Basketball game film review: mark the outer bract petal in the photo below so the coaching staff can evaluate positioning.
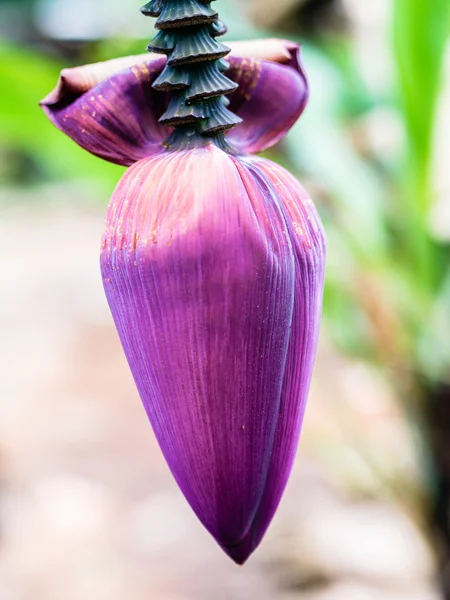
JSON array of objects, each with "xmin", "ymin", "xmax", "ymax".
[
  {"xmin": 228, "ymin": 155, "xmax": 325, "ymax": 559},
  {"xmin": 41, "ymin": 54, "xmax": 163, "ymax": 102},
  {"xmin": 100, "ymin": 144, "xmax": 325, "ymax": 563},
  {"xmin": 41, "ymin": 56, "xmax": 169, "ymax": 166},
  {"xmin": 227, "ymin": 43, "xmax": 309, "ymax": 154},
  {"xmin": 41, "ymin": 39, "xmax": 308, "ymax": 164}
]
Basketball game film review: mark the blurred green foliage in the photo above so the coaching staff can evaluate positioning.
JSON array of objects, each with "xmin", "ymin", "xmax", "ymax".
[
  {"xmin": 0, "ymin": 41, "xmax": 124, "ymax": 191},
  {"xmin": 284, "ymin": 1, "xmax": 450, "ymax": 386}
]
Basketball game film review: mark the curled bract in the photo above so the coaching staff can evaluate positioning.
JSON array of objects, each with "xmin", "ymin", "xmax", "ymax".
[{"xmin": 40, "ymin": 39, "xmax": 309, "ymax": 164}]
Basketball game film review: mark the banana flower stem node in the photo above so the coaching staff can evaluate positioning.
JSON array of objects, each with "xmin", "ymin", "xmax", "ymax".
[
  {"xmin": 143, "ymin": 0, "xmax": 241, "ymax": 149},
  {"xmin": 40, "ymin": 0, "xmax": 326, "ymax": 565}
]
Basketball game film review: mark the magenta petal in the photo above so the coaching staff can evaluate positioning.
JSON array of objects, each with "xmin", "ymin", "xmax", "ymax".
[
  {"xmin": 100, "ymin": 147, "xmax": 325, "ymax": 563},
  {"xmin": 227, "ymin": 45, "xmax": 309, "ymax": 154},
  {"xmin": 40, "ymin": 57, "xmax": 169, "ymax": 166},
  {"xmin": 227, "ymin": 156, "xmax": 325, "ymax": 559}
]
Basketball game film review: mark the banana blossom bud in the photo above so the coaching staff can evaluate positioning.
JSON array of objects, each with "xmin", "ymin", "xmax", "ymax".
[{"xmin": 41, "ymin": 39, "xmax": 326, "ymax": 564}]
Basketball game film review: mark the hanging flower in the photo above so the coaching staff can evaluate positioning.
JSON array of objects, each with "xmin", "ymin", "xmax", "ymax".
[{"xmin": 41, "ymin": 33, "xmax": 326, "ymax": 564}]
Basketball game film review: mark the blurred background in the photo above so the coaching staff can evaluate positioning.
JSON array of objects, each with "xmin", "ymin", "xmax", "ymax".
[{"xmin": 1, "ymin": 0, "xmax": 450, "ymax": 598}]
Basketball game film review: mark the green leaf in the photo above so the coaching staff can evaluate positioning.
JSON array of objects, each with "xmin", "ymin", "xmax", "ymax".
[
  {"xmin": 393, "ymin": 0, "xmax": 450, "ymax": 291},
  {"xmin": 0, "ymin": 41, "xmax": 124, "ymax": 193},
  {"xmin": 394, "ymin": 0, "xmax": 450, "ymax": 183}
]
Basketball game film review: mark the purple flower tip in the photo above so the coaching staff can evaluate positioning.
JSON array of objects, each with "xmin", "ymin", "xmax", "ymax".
[{"xmin": 100, "ymin": 146, "xmax": 326, "ymax": 563}]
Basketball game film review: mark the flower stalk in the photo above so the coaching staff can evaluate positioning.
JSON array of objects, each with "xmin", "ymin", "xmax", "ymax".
[{"xmin": 143, "ymin": 0, "xmax": 241, "ymax": 147}]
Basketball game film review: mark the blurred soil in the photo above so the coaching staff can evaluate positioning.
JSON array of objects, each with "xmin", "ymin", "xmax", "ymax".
[{"xmin": 0, "ymin": 185, "xmax": 442, "ymax": 600}]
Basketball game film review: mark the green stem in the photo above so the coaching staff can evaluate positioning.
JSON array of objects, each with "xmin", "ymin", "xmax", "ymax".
[{"xmin": 141, "ymin": 0, "xmax": 241, "ymax": 149}]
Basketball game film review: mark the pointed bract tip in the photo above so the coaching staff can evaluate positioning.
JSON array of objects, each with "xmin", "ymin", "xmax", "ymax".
[{"xmin": 221, "ymin": 541, "xmax": 252, "ymax": 565}]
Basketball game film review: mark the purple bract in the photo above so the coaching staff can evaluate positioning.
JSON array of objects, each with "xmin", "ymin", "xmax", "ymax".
[{"xmin": 41, "ymin": 38, "xmax": 326, "ymax": 564}]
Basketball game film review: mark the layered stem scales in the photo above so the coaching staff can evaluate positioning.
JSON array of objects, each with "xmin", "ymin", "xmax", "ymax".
[{"xmin": 142, "ymin": 0, "xmax": 242, "ymax": 144}]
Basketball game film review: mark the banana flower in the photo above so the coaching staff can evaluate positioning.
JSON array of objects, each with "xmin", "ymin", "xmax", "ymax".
[{"xmin": 41, "ymin": 36, "xmax": 326, "ymax": 564}]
